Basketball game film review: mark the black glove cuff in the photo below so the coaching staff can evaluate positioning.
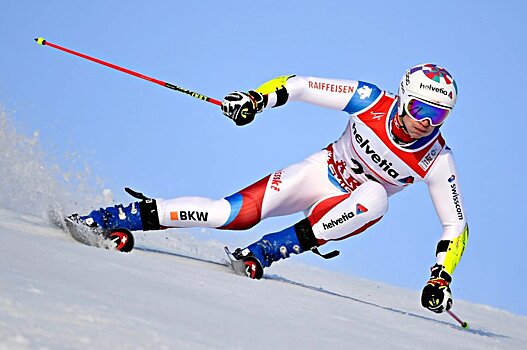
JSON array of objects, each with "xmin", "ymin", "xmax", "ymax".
[
  {"xmin": 430, "ymin": 264, "xmax": 452, "ymax": 283},
  {"xmin": 248, "ymin": 90, "xmax": 266, "ymax": 112}
]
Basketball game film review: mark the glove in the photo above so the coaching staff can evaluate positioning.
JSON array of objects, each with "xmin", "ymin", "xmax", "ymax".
[
  {"xmin": 222, "ymin": 90, "xmax": 266, "ymax": 126},
  {"xmin": 421, "ymin": 264, "xmax": 453, "ymax": 314}
]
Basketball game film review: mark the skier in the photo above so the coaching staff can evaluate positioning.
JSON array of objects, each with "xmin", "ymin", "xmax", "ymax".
[{"xmin": 69, "ymin": 63, "xmax": 468, "ymax": 314}]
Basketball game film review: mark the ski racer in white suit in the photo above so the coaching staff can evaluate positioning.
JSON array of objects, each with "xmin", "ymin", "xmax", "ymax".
[{"xmin": 75, "ymin": 63, "xmax": 468, "ymax": 314}]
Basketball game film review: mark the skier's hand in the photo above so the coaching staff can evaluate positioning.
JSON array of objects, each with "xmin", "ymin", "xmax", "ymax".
[
  {"xmin": 421, "ymin": 264, "xmax": 453, "ymax": 313},
  {"xmin": 222, "ymin": 90, "xmax": 266, "ymax": 126}
]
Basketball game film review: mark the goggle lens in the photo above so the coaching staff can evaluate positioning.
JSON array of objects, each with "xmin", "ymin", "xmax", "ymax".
[{"xmin": 405, "ymin": 98, "xmax": 450, "ymax": 126}]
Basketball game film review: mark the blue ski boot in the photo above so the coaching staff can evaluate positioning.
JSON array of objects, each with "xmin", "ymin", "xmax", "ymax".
[
  {"xmin": 67, "ymin": 188, "xmax": 160, "ymax": 252},
  {"xmin": 231, "ymin": 218, "xmax": 325, "ymax": 279}
]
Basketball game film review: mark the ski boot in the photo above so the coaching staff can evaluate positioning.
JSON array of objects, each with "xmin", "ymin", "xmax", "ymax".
[
  {"xmin": 68, "ymin": 188, "xmax": 160, "ymax": 252},
  {"xmin": 65, "ymin": 213, "xmax": 136, "ymax": 252},
  {"xmin": 228, "ymin": 218, "xmax": 324, "ymax": 279}
]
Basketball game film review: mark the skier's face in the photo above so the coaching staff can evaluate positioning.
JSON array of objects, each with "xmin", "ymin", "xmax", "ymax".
[{"xmin": 401, "ymin": 114, "xmax": 435, "ymax": 139}]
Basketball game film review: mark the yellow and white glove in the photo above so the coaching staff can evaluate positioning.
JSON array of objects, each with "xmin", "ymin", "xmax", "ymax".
[{"xmin": 421, "ymin": 264, "xmax": 453, "ymax": 314}]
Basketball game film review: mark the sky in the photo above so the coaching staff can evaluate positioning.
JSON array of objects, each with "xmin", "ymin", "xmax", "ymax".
[{"xmin": 1, "ymin": 1, "xmax": 526, "ymax": 315}]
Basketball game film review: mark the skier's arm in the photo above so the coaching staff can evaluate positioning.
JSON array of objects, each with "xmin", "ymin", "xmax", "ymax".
[
  {"xmin": 222, "ymin": 75, "xmax": 382, "ymax": 125},
  {"xmin": 425, "ymin": 147, "xmax": 469, "ymax": 276},
  {"xmin": 421, "ymin": 147, "xmax": 468, "ymax": 313},
  {"xmin": 255, "ymin": 75, "xmax": 363, "ymax": 111}
]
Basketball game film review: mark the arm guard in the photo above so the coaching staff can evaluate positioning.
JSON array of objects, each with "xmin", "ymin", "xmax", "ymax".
[
  {"xmin": 255, "ymin": 75, "xmax": 296, "ymax": 108},
  {"xmin": 435, "ymin": 224, "xmax": 469, "ymax": 275}
]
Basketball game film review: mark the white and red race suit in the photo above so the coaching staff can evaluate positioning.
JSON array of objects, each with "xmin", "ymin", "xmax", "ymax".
[{"xmin": 156, "ymin": 75, "xmax": 469, "ymax": 275}]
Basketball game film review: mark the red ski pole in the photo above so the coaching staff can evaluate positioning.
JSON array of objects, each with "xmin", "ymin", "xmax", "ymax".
[
  {"xmin": 447, "ymin": 309, "xmax": 469, "ymax": 329},
  {"xmin": 34, "ymin": 37, "xmax": 222, "ymax": 107}
]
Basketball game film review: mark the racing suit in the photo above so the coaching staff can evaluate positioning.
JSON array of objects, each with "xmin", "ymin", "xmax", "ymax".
[{"xmin": 156, "ymin": 75, "xmax": 469, "ymax": 276}]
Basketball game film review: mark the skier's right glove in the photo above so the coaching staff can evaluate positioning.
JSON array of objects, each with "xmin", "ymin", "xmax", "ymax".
[
  {"xmin": 421, "ymin": 264, "xmax": 453, "ymax": 314},
  {"xmin": 222, "ymin": 90, "xmax": 266, "ymax": 126}
]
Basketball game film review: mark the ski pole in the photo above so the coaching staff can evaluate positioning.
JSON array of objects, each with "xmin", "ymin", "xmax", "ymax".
[
  {"xmin": 447, "ymin": 309, "xmax": 469, "ymax": 329},
  {"xmin": 34, "ymin": 37, "xmax": 222, "ymax": 106}
]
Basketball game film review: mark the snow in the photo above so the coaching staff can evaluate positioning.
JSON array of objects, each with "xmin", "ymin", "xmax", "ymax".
[
  {"xmin": 1, "ymin": 110, "xmax": 527, "ymax": 349},
  {"xmin": 2, "ymin": 208, "xmax": 527, "ymax": 350}
]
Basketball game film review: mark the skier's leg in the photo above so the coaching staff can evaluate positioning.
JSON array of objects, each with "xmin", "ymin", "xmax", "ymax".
[
  {"xmin": 155, "ymin": 175, "xmax": 270, "ymax": 230},
  {"xmin": 75, "ymin": 150, "xmax": 335, "ymax": 232},
  {"xmin": 157, "ymin": 149, "xmax": 337, "ymax": 230},
  {"xmin": 307, "ymin": 180, "xmax": 388, "ymax": 243},
  {"xmin": 234, "ymin": 181, "xmax": 388, "ymax": 277},
  {"xmin": 74, "ymin": 194, "xmax": 230, "ymax": 232}
]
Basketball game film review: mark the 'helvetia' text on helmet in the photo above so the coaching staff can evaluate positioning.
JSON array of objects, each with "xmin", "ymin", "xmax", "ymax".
[{"xmin": 398, "ymin": 63, "xmax": 458, "ymax": 124}]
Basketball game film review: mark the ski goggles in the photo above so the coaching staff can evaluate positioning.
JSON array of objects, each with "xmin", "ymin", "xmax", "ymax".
[{"xmin": 404, "ymin": 97, "xmax": 451, "ymax": 126}]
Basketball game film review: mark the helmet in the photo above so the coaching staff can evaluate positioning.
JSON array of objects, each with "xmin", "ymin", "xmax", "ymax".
[{"xmin": 398, "ymin": 63, "xmax": 458, "ymax": 126}]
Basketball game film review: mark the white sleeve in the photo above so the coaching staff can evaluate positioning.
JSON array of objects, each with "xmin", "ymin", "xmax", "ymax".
[
  {"xmin": 284, "ymin": 76, "xmax": 359, "ymax": 110},
  {"xmin": 258, "ymin": 75, "xmax": 360, "ymax": 111},
  {"xmin": 426, "ymin": 148, "xmax": 467, "ymax": 239},
  {"xmin": 425, "ymin": 147, "xmax": 469, "ymax": 271}
]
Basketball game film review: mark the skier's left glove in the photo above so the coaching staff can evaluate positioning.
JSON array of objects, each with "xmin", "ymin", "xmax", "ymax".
[
  {"xmin": 222, "ymin": 90, "xmax": 266, "ymax": 126},
  {"xmin": 421, "ymin": 264, "xmax": 453, "ymax": 314}
]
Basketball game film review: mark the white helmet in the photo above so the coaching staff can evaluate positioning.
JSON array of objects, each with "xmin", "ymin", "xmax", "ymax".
[{"xmin": 398, "ymin": 63, "xmax": 458, "ymax": 126}]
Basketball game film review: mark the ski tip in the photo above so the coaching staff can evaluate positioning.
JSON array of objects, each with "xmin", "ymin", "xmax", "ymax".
[
  {"xmin": 224, "ymin": 246, "xmax": 234, "ymax": 258},
  {"xmin": 35, "ymin": 37, "xmax": 46, "ymax": 45}
]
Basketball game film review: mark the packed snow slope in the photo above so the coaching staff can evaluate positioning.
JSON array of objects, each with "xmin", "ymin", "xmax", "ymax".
[
  {"xmin": 2, "ymin": 208, "xmax": 527, "ymax": 350},
  {"xmin": 1, "ymin": 110, "xmax": 527, "ymax": 349}
]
